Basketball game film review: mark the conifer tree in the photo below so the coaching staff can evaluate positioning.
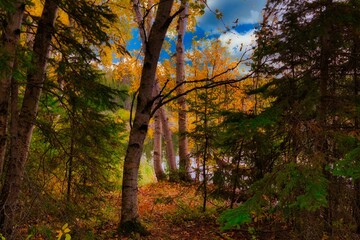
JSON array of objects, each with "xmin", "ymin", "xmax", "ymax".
[
  {"xmin": 220, "ymin": 0, "xmax": 360, "ymax": 237},
  {"xmin": 0, "ymin": 0, "xmax": 122, "ymax": 236}
]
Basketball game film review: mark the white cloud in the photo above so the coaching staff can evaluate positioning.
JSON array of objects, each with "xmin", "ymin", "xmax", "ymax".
[
  {"xmin": 197, "ymin": 0, "xmax": 266, "ymax": 32},
  {"xmin": 218, "ymin": 29, "xmax": 256, "ymax": 58},
  {"xmin": 240, "ymin": 10, "xmax": 262, "ymax": 24}
]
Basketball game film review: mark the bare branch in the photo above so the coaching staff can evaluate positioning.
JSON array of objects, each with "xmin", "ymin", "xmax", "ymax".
[
  {"xmin": 152, "ymin": 72, "xmax": 254, "ymax": 115},
  {"xmin": 149, "ymin": 46, "xmax": 269, "ymax": 116}
]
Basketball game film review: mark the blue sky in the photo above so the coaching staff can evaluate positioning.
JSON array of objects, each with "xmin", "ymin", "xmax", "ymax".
[
  {"xmin": 198, "ymin": 0, "xmax": 265, "ymax": 31},
  {"xmin": 197, "ymin": 0, "xmax": 266, "ymax": 57},
  {"xmin": 126, "ymin": 0, "xmax": 266, "ymax": 59}
]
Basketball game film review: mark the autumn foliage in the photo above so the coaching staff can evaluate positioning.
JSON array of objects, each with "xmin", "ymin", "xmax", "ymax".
[{"xmin": 1, "ymin": 0, "xmax": 360, "ymax": 239}]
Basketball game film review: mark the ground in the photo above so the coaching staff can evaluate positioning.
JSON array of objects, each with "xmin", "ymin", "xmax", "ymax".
[
  {"xmin": 21, "ymin": 182, "xmax": 258, "ymax": 239},
  {"xmin": 101, "ymin": 182, "xmax": 244, "ymax": 240}
]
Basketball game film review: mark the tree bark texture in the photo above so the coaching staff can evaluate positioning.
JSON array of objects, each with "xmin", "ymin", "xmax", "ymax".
[
  {"xmin": 176, "ymin": 0, "xmax": 191, "ymax": 181},
  {"xmin": 132, "ymin": 0, "xmax": 177, "ymax": 181},
  {"xmin": 132, "ymin": 0, "xmax": 147, "ymax": 53},
  {"xmin": 0, "ymin": 0, "xmax": 25, "ymax": 176},
  {"xmin": 154, "ymin": 82, "xmax": 177, "ymax": 178},
  {"xmin": 153, "ymin": 82, "xmax": 175, "ymax": 181},
  {"xmin": 159, "ymin": 108, "xmax": 177, "ymax": 174},
  {"xmin": 120, "ymin": 0, "xmax": 175, "ymax": 227},
  {"xmin": 153, "ymin": 110, "xmax": 166, "ymax": 181},
  {"xmin": 0, "ymin": 0, "xmax": 58, "ymax": 236}
]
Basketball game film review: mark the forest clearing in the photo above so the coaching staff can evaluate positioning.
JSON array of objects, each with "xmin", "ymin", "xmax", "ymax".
[{"xmin": 2, "ymin": 0, "xmax": 360, "ymax": 239}]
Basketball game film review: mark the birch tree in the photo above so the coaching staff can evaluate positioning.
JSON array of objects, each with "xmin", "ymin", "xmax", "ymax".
[
  {"xmin": 153, "ymin": 108, "xmax": 166, "ymax": 180},
  {"xmin": 130, "ymin": 0, "xmax": 177, "ymax": 183},
  {"xmin": 176, "ymin": 0, "xmax": 191, "ymax": 181},
  {"xmin": 160, "ymin": 108, "xmax": 177, "ymax": 179},
  {"xmin": 120, "ymin": 0, "xmax": 176, "ymax": 232}
]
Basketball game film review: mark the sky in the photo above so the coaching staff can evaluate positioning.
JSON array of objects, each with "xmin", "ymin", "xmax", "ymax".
[
  {"xmin": 126, "ymin": 0, "xmax": 267, "ymax": 59},
  {"xmin": 195, "ymin": 0, "xmax": 266, "ymax": 58}
]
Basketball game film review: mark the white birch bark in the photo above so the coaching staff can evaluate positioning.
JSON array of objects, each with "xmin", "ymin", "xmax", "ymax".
[
  {"xmin": 159, "ymin": 108, "xmax": 177, "ymax": 173},
  {"xmin": 153, "ymin": 110, "xmax": 166, "ymax": 180},
  {"xmin": 120, "ymin": 0, "xmax": 175, "ymax": 227},
  {"xmin": 176, "ymin": 0, "xmax": 191, "ymax": 180},
  {"xmin": 131, "ymin": 0, "xmax": 176, "ymax": 180}
]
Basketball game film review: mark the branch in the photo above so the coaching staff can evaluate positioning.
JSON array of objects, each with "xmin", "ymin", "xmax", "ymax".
[
  {"xmin": 132, "ymin": 0, "xmax": 147, "ymax": 47},
  {"xmin": 163, "ymin": 6, "xmax": 185, "ymax": 30},
  {"xmin": 159, "ymin": 74, "xmax": 254, "ymax": 111},
  {"xmin": 201, "ymin": 0, "xmax": 229, "ymax": 33},
  {"xmin": 151, "ymin": 50, "xmax": 251, "ymax": 114},
  {"xmin": 150, "ymin": 78, "xmax": 171, "ymax": 113},
  {"xmin": 150, "ymin": 47, "xmax": 269, "ymax": 116}
]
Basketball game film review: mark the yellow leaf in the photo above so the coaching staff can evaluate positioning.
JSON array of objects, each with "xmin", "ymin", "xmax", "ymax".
[
  {"xmin": 26, "ymin": 0, "xmax": 43, "ymax": 17},
  {"xmin": 62, "ymin": 223, "xmax": 68, "ymax": 230},
  {"xmin": 56, "ymin": 230, "xmax": 63, "ymax": 240}
]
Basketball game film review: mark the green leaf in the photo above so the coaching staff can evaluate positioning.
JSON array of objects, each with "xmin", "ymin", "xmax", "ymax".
[
  {"xmin": 220, "ymin": 205, "xmax": 252, "ymax": 230},
  {"xmin": 25, "ymin": 234, "xmax": 33, "ymax": 240},
  {"xmin": 219, "ymin": 197, "xmax": 263, "ymax": 230},
  {"xmin": 333, "ymin": 146, "xmax": 360, "ymax": 179}
]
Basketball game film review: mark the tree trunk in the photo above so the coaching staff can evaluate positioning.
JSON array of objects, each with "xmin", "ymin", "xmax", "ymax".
[
  {"xmin": 176, "ymin": 0, "xmax": 191, "ymax": 181},
  {"xmin": 352, "ymin": 36, "xmax": 360, "ymax": 234},
  {"xmin": 153, "ymin": 110, "xmax": 166, "ymax": 181},
  {"xmin": 0, "ymin": 0, "xmax": 25, "ymax": 175},
  {"xmin": 132, "ymin": 0, "xmax": 177, "ymax": 182},
  {"xmin": 67, "ymin": 101, "xmax": 75, "ymax": 202},
  {"xmin": 120, "ymin": 0, "xmax": 175, "ymax": 232},
  {"xmin": 154, "ymin": 81, "xmax": 177, "ymax": 179},
  {"xmin": 0, "ymin": 1, "xmax": 58, "ymax": 236},
  {"xmin": 202, "ymin": 89, "xmax": 208, "ymax": 212},
  {"xmin": 159, "ymin": 108, "xmax": 177, "ymax": 178},
  {"xmin": 319, "ymin": 3, "xmax": 333, "ymax": 236}
]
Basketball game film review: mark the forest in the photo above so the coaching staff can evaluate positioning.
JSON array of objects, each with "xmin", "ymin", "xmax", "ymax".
[{"xmin": 1, "ymin": 0, "xmax": 360, "ymax": 239}]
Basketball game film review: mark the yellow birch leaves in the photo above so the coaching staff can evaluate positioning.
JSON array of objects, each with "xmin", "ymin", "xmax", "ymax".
[{"xmin": 56, "ymin": 223, "xmax": 71, "ymax": 240}]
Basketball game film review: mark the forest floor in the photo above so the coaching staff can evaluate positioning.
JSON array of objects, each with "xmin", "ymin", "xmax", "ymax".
[
  {"xmin": 21, "ymin": 181, "xmax": 273, "ymax": 239},
  {"xmin": 99, "ymin": 181, "xmax": 250, "ymax": 240},
  {"xmin": 21, "ymin": 181, "xmax": 360, "ymax": 239}
]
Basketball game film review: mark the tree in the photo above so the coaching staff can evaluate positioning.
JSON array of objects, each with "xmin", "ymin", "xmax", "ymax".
[
  {"xmin": 131, "ymin": 0, "xmax": 177, "ymax": 182},
  {"xmin": 0, "ymin": 1, "xmax": 58, "ymax": 236},
  {"xmin": 176, "ymin": 0, "xmax": 191, "ymax": 181},
  {"xmin": 0, "ymin": 0, "xmax": 121, "ymax": 236},
  {"xmin": 159, "ymin": 107, "xmax": 177, "ymax": 179},
  {"xmin": 119, "ymin": 0, "xmax": 176, "ymax": 233},
  {"xmin": 26, "ymin": 54, "xmax": 126, "ymax": 224},
  {"xmin": 220, "ymin": 0, "xmax": 360, "ymax": 238},
  {"xmin": 153, "ymin": 107, "xmax": 166, "ymax": 180},
  {"xmin": 0, "ymin": 0, "xmax": 25, "ymax": 175}
]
